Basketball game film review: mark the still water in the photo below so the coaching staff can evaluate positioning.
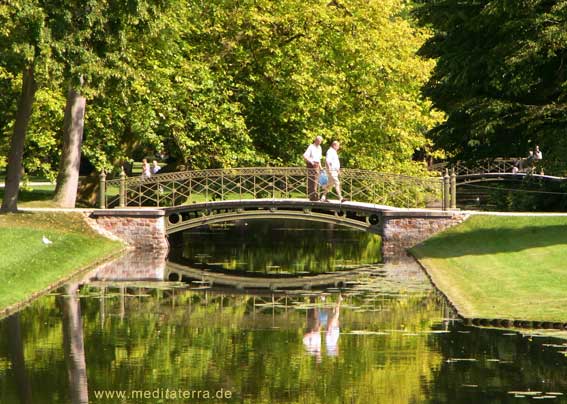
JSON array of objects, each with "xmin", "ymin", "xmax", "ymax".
[
  {"xmin": 1, "ymin": 220, "xmax": 567, "ymax": 403},
  {"xmin": 168, "ymin": 220, "xmax": 382, "ymax": 274}
]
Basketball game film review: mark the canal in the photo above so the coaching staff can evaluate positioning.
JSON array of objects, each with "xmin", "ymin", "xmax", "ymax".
[{"xmin": 1, "ymin": 220, "xmax": 567, "ymax": 403}]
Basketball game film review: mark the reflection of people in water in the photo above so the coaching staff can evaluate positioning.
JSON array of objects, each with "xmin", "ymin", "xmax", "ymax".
[{"xmin": 302, "ymin": 295, "xmax": 342, "ymax": 358}]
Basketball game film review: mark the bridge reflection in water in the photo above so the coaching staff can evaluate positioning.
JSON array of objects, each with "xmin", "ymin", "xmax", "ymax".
[{"xmin": 166, "ymin": 219, "xmax": 382, "ymax": 288}]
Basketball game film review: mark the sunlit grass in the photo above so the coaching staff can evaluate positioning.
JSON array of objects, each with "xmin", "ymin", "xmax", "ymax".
[
  {"xmin": 412, "ymin": 215, "xmax": 567, "ymax": 321},
  {"xmin": 0, "ymin": 212, "xmax": 123, "ymax": 313}
]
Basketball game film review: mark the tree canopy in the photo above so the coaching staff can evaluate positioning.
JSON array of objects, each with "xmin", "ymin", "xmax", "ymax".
[
  {"xmin": 1, "ymin": 0, "xmax": 441, "ymax": 207},
  {"xmin": 415, "ymin": 0, "xmax": 567, "ymax": 161}
]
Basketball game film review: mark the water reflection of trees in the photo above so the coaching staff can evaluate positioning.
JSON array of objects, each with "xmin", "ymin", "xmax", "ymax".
[
  {"xmin": 0, "ymin": 286, "xmax": 90, "ymax": 403},
  {"xmin": 170, "ymin": 220, "xmax": 382, "ymax": 274},
  {"xmin": 3, "ymin": 284, "xmax": 567, "ymax": 403},
  {"xmin": 59, "ymin": 283, "xmax": 89, "ymax": 404},
  {"xmin": 6, "ymin": 314, "xmax": 33, "ymax": 404},
  {"xmin": 0, "ymin": 286, "xmax": 443, "ymax": 403},
  {"xmin": 425, "ymin": 326, "xmax": 567, "ymax": 403}
]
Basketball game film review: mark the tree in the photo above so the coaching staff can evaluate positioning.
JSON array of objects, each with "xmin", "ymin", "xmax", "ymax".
[
  {"xmin": 180, "ymin": 0, "xmax": 442, "ymax": 172},
  {"xmin": 415, "ymin": 0, "xmax": 567, "ymax": 161},
  {"xmin": 49, "ymin": 0, "xmax": 169, "ymax": 207},
  {"xmin": 0, "ymin": 2, "xmax": 46, "ymax": 212}
]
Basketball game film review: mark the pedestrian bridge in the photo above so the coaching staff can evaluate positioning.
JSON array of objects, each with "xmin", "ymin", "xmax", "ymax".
[
  {"xmin": 91, "ymin": 167, "xmax": 465, "ymax": 259},
  {"xmin": 90, "ymin": 199, "xmax": 466, "ymax": 260}
]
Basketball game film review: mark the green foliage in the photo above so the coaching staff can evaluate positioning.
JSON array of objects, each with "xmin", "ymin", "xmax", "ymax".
[
  {"xmin": 1, "ymin": 0, "xmax": 441, "ymax": 182},
  {"xmin": 415, "ymin": 0, "xmax": 567, "ymax": 161}
]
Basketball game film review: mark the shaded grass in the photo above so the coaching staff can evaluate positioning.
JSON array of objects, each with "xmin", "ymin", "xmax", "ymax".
[
  {"xmin": 0, "ymin": 185, "xmax": 57, "ymax": 208},
  {"xmin": 0, "ymin": 212, "xmax": 123, "ymax": 312},
  {"xmin": 411, "ymin": 215, "xmax": 567, "ymax": 322}
]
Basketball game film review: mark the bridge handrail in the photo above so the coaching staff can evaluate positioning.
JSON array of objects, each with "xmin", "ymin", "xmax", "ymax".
[
  {"xmin": 105, "ymin": 167, "xmax": 440, "ymax": 187},
  {"xmin": 431, "ymin": 158, "xmax": 567, "ymax": 177},
  {"xmin": 102, "ymin": 166, "xmax": 445, "ymax": 209}
]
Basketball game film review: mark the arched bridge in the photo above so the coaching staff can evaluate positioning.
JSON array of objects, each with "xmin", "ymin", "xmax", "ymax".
[{"xmin": 90, "ymin": 167, "xmax": 466, "ymax": 259}]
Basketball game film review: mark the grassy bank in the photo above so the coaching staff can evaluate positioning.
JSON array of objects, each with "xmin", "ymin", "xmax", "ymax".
[
  {"xmin": 0, "ymin": 212, "xmax": 123, "ymax": 313},
  {"xmin": 411, "ymin": 215, "xmax": 567, "ymax": 322}
]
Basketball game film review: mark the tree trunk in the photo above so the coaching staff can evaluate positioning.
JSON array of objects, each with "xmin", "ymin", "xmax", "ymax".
[
  {"xmin": 1, "ymin": 66, "xmax": 37, "ymax": 213},
  {"xmin": 53, "ymin": 84, "xmax": 86, "ymax": 208}
]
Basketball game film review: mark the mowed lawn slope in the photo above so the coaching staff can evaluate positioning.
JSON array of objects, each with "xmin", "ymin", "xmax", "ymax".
[
  {"xmin": 0, "ymin": 212, "xmax": 122, "ymax": 312},
  {"xmin": 412, "ymin": 215, "xmax": 567, "ymax": 322}
]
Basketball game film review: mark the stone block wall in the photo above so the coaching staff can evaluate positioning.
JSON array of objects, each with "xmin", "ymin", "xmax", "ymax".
[
  {"xmin": 85, "ymin": 209, "xmax": 169, "ymax": 251},
  {"xmin": 381, "ymin": 211, "xmax": 468, "ymax": 260},
  {"xmin": 81, "ymin": 249, "xmax": 168, "ymax": 282}
]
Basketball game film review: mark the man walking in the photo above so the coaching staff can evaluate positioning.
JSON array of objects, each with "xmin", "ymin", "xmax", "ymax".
[
  {"xmin": 320, "ymin": 140, "xmax": 345, "ymax": 202},
  {"xmin": 303, "ymin": 136, "xmax": 323, "ymax": 201}
]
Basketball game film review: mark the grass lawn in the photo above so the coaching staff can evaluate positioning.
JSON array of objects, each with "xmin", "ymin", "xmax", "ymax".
[
  {"xmin": 411, "ymin": 215, "xmax": 567, "ymax": 322},
  {"xmin": 0, "ymin": 212, "xmax": 123, "ymax": 314},
  {"xmin": 0, "ymin": 185, "xmax": 58, "ymax": 208}
]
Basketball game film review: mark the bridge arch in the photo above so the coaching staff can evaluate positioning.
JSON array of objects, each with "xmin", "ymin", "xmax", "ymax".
[{"xmin": 163, "ymin": 200, "xmax": 383, "ymax": 235}]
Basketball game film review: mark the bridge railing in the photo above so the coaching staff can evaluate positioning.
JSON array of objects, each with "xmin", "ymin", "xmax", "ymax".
[
  {"xmin": 101, "ymin": 167, "xmax": 444, "ymax": 209},
  {"xmin": 432, "ymin": 158, "xmax": 567, "ymax": 177}
]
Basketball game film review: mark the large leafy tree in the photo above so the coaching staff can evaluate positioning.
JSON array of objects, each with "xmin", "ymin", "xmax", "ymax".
[
  {"xmin": 0, "ymin": 1, "xmax": 49, "ymax": 212},
  {"xmin": 0, "ymin": 0, "xmax": 169, "ymax": 209},
  {"xmin": 415, "ymin": 0, "xmax": 567, "ymax": 161},
  {"xmin": 180, "ymin": 0, "xmax": 441, "ymax": 171},
  {"xmin": 2, "ymin": 0, "xmax": 442, "ymax": 208},
  {"xmin": 48, "ymin": 0, "xmax": 169, "ymax": 207}
]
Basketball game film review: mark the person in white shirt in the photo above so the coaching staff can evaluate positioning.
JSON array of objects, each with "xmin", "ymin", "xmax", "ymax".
[
  {"xmin": 535, "ymin": 145, "xmax": 542, "ymax": 160},
  {"xmin": 303, "ymin": 136, "xmax": 323, "ymax": 201},
  {"xmin": 141, "ymin": 158, "xmax": 151, "ymax": 179},
  {"xmin": 320, "ymin": 140, "xmax": 345, "ymax": 202},
  {"xmin": 151, "ymin": 160, "xmax": 161, "ymax": 175}
]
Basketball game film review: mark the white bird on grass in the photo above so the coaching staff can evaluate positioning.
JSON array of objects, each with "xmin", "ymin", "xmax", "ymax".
[{"xmin": 42, "ymin": 235, "xmax": 53, "ymax": 245}]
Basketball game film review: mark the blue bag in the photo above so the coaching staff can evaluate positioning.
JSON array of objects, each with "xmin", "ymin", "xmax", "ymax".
[{"xmin": 319, "ymin": 171, "xmax": 328, "ymax": 186}]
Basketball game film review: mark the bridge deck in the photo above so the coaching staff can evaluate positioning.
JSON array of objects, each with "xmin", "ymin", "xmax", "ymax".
[{"xmin": 161, "ymin": 198, "xmax": 455, "ymax": 216}]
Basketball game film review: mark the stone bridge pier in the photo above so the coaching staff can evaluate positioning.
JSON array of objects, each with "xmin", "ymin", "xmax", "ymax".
[
  {"xmin": 85, "ymin": 204, "xmax": 467, "ymax": 261},
  {"xmin": 380, "ymin": 211, "xmax": 467, "ymax": 259},
  {"xmin": 86, "ymin": 209, "xmax": 169, "ymax": 251}
]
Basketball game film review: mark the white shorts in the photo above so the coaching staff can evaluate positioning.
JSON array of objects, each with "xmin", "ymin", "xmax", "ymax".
[{"xmin": 327, "ymin": 170, "xmax": 340, "ymax": 187}]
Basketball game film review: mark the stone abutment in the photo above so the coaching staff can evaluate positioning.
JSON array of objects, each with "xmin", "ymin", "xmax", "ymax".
[
  {"xmin": 380, "ymin": 211, "xmax": 468, "ymax": 259},
  {"xmin": 85, "ymin": 209, "xmax": 168, "ymax": 251}
]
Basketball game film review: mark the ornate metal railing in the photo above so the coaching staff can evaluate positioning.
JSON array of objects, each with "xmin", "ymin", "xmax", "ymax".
[
  {"xmin": 431, "ymin": 158, "xmax": 567, "ymax": 177},
  {"xmin": 100, "ymin": 167, "xmax": 444, "ymax": 209}
]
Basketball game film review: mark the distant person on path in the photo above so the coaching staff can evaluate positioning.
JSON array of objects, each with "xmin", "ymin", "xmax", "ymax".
[
  {"xmin": 519, "ymin": 150, "xmax": 534, "ymax": 173},
  {"xmin": 535, "ymin": 145, "xmax": 543, "ymax": 160},
  {"xmin": 320, "ymin": 140, "xmax": 345, "ymax": 202},
  {"xmin": 141, "ymin": 158, "xmax": 151, "ymax": 179},
  {"xmin": 303, "ymin": 136, "xmax": 323, "ymax": 201},
  {"xmin": 534, "ymin": 145, "xmax": 543, "ymax": 174},
  {"xmin": 151, "ymin": 160, "xmax": 161, "ymax": 175}
]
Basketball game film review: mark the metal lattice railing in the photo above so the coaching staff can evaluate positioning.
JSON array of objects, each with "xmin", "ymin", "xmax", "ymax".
[
  {"xmin": 431, "ymin": 158, "xmax": 567, "ymax": 177},
  {"xmin": 102, "ymin": 167, "xmax": 443, "ymax": 209}
]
